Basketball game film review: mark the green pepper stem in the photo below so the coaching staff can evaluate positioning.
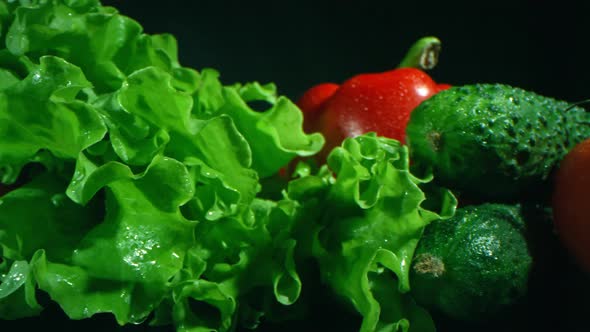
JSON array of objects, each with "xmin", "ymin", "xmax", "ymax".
[{"xmin": 397, "ymin": 36, "xmax": 442, "ymax": 70}]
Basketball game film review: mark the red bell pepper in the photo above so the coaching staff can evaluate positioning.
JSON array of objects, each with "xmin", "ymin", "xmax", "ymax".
[
  {"xmin": 296, "ymin": 37, "xmax": 450, "ymax": 156},
  {"xmin": 296, "ymin": 82, "xmax": 340, "ymax": 132}
]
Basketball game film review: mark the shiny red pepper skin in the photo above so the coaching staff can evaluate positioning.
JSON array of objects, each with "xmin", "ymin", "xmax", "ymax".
[
  {"xmin": 298, "ymin": 67, "xmax": 448, "ymax": 155},
  {"xmin": 296, "ymin": 83, "xmax": 339, "ymax": 132},
  {"xmin": 436, "ymin": 83, "xmax": 452, "ymax": 91}
]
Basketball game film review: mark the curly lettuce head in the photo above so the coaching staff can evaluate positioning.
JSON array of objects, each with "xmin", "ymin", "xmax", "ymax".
[
  {"xmin": 0, "ymin": 1, "xmax": 455, "ymax": 332},
  {"xmin": 287, "ymin": 133, "xmax": 456, "ymax": 332},
  {"xmin": 0, "ymin": 0, "xmax": 322, "ymax": 330}
]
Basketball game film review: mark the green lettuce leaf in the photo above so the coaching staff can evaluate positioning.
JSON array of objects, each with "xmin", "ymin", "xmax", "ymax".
[
  {"xmin": 162, "ymin": 196, "xmax": 303, "ymax": 331},
  {"xmin": 35, "ymin": 156, "xmax": 195, "ymax": 325},
  {"xmin": 221, "ymin": 82, "xmax": 324, "ymax": 177},
  {"xmin": 31, "ymin": 248, "xmax": 167, "ymax": 325},
  {"xmin": 286, "ymin": 133, "xmax": 456, "ymax": 332},
  {"xmin": 0, "ymin": 260, "xmax": 42, "ymax": 319},
  {"xmin": 70, "ymin": 155, "xmax": 195, "ymax": 283},
  {"xmin": 0, "ymin": 55, "xmax": 106, "ymax": 184},
  {"xmin": 0, "ymin": 172, "xmax": 100, "ymax": 263},
  {"xmin": 7, "ymin": 0, "xmax": 137, "ymax": 92}
]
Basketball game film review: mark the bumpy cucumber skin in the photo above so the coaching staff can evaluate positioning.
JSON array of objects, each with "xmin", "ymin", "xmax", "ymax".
[
  {"xmin": 406, "ymin": 84, "xmax": 590, "ymax": 201},
  {"xmin": 410, "ymin": 203, "xmax": 533, "ymax": 322}
]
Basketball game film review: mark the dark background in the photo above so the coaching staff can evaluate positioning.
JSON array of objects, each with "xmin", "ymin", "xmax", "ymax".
[{"xmin": 102, "ymin": 0, "xmax": 590, "ymax": 103}]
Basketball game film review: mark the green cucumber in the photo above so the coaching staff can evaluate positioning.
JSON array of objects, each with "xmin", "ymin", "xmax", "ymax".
[
  {"xmin": 406, "ymin": 84, "xmax": 590, "ymax": 201},
  {"xmin": 409, "ymin": 203, "xmax": 533, "ymax": 322}
]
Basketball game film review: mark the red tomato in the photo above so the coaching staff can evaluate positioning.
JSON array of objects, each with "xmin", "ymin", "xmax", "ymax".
[{"xmin": 552, "ymin": 137, "xmax": 590, "ymax": 273}]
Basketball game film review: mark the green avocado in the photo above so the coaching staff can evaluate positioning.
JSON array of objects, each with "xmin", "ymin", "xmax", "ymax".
[
  {"xmin": 406, "ymin": 84, "xmax": 590, "ymax": 201},
  {"xmin": 409, "ymin": 203, "xmax": 533, "ymax": 323}
]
